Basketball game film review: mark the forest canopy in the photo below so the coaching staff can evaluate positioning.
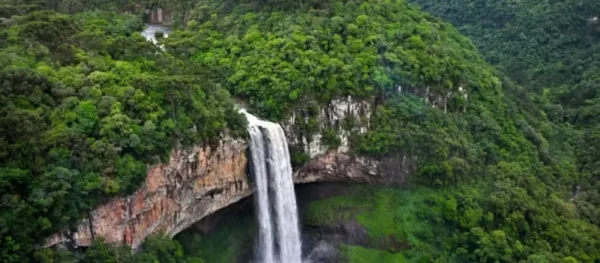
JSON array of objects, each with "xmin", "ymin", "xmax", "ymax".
[
  {"xmin": 0, "ymin": 7, "xmax": 245, "ymax": 261},
  {"xmin": 0, "ymin": 0, "xmax": 598, "ymax": 262},
  {"xmin": 162, "ymin": 0, "xmax": 498, "ymax": 120}
]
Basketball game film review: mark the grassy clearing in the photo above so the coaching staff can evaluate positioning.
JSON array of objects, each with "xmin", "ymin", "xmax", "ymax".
[
  {"xmin": 302, "ymin": 185, "xmax": 452, "ymax": 262},
  {"xmin": 340, "ymin": 245, "xmax": 408, "ymax": 263}
]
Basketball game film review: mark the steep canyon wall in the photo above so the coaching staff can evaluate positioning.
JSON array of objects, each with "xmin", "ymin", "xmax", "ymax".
[
  {"xmin": 45, "ymin": 97, "xmax": 419, "ymax": 249},
  {"xmin": 45, "ymin": 137, "xmax": 250, "ymax": 249}
]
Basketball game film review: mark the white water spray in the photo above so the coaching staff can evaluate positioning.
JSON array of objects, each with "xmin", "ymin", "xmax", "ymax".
[
  {"xmin": 244, "ymin": 111, "xmax": 302, "ymax": 263},
  {"xmin": 141, "ymin": 24, "xmax": 170, "ymax": 44}
]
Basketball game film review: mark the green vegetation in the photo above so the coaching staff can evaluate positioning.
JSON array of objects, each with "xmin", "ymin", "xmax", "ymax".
[
  {"xmin": 0, "ymin": 0, "xmax": 598, "ymax": 262},
  {"xmin": 304, "ymin": 186, "xmax": 441, "ymax": 260},
  {"xmin": 407, "ymin": 0, "xmax": 600, "ymax": 190},
  {"xmin": 164, "ymin": 0, "xmax": 497, "ymax": 120},
  {"xmin": 405, "ymin": 0, "xmax": 600, "ymax": 259},
  {"xmin": 175, "ymin": 209, "xmax": 256, "ymax": 263},
  {"xmin": 304, "ymin": 183, "xmax": 600, "ymax": 262},
  {"xmin": 409, "ymin": 0, "xmax": 600, "ymax": 88},
  {"xmin": 340, "ymin": 245, "xmax": 408, "ymax": 263},
  {"xmin": 35, "ymin": 235, "xmax": 204, "ymax": 263},
  {"xmin": 0, "ymin": 5, "xmax": 245, "ymax": 261},
  {"xmin": 296, "ymin": 1, "xmax": 600, "ymax": 262}
]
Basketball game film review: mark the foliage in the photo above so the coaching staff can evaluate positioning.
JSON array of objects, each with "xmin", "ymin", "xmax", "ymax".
[
  {"xmin": 289, "ymin": 145, "xmax": 310, "ymax": 169},
  {"xmin": 0, "ymin": 10, "xmax": 245, "ymax": 261},
  {"xmin": 0, "ymin": 0, "xmax": 598, "ymax": 262},
  {"xmin": 0, "ymin": 0, "xmax": 139, "ymax": 14},
  {"xmin": 304, "ymin": 186, "xmax": 440, "ymax": 258},
  {"xmin": 304, "ymin": 184, "xmax": 600, "ymax": 263},
  {"xmin": 174, "ymin": 205, "xmax": 256, "ymax": 263},
  {"xmin": 340, "ymin": 245, "xmax": 408, "ymax": 263},
  {"xmin": 161, "ymin": 1, "xmax": 600, "ymax": 262},
  {"xmin": 34, "ymin": 235, "xmax": 204, "ymax": 263},
  {"xmin": 409, "ymin": 0, "xmax": 600, "ymax": 251},
  {"xmin": 164, "ymin": 0, "xmax": 497, "ymax": 121},
  {"xmin": 339, "ymin": 60, "xmax": 600, "ymax": 263},
  {"xmin": 409, "ymin": 0, "xmax": 600, "ymax": 89}
]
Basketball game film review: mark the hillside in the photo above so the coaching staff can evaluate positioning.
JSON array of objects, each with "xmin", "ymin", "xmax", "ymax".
[
  {"xmin": 409, "ymin": 0, "xmax": 600, "ymax": 86},
  {"xmin": 0, "ymin": 8, "xmax": 246, "ymax": 261},
  {"xmin": 162, "ymin": 0, "xmax": 599, "ymax": 261},
  {"xmin": 410, "ymin": 0, "xmax": 600, "ymax": 236},
  {"xmin": 0, "ymin": 0, "xmax": 598, "ymax": 262}
]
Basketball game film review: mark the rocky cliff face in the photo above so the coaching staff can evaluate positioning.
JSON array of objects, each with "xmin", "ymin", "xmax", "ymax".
[
  {"xmin": 285, "ymin": 96, "xmax": 416, "ymax": 185},
  {"xmin": 146, "ymin": 8, "xmax": 172, "ymax": 25},
  {"xmin": 294, "ymin": 151, "xmax": 415, "ymax": 185},
  {"xmin": 45, "ymin": 137, "xmax": 250, "ymax": 249},
  {"xmin": 283, "ymin": 96, "xmax": 372, "ymax": 158},
  {"xmin": 45, "ymin": 97, "xmax": 419, "ymax": 250}
]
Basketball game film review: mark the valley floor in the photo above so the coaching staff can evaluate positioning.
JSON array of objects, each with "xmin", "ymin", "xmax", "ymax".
[{"xmin": 176, "ymin": 183, "xmax": 450, "ymax": 263}]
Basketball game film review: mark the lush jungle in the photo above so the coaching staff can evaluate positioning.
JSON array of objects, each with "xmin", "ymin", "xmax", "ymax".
[{"xmin": 0, "ymin": 0, "xmax": 598, "ymax": 262}]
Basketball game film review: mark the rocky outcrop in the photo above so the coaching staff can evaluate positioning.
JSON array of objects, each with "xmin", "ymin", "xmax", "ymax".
[
  {"xmin": 45, "ymin": 137, "xmax": 250, "ymax": 249},
  {"xmin": 294, "ymin": 151, "xmax": 416, "ymax": 185},
  {"xmin": 285, "ymin": 96, "xmax": 416, "ymax": 185},
  {"xmin": 45, "ymin": 145, "xmax": 415, "ymax": 250},
  {"xmin": 45, "ymin": 97, "xmax": 421, "ymax": 250},
  {"xmin": 402, "ymin": 85, "xmax": 468, "ymax": 113},
  {"xmin": 146, "ymin": 8, "xmax": 172, "ymax": 25},
  {"xmin": 284, "ymin": 96, "xmax": 372, "ymax": 158},
  {"xmin": 282, "ymin": 88, "xmax": 467, "ymax": 160}
]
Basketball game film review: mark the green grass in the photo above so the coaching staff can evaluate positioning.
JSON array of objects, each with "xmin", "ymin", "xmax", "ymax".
[
  {"xmin": 303, "ymin": 185, "xmax": 451, "ymax": 262},
  {"xmin": 341, "ymin": 245, "xmax": 408, "ymax": 263},
  {"xmin": 176, "ymin": 185, "xmax": 453, "ymax": 262}
]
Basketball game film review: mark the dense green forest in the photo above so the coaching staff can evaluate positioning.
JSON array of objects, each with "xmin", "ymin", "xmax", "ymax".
[
  {"xmin": 0, "ymin": 2, "xmax": 245, "ymax": 261},
  {"xmin": 409, "ymin": 0, "xmax": 600, "ymax": 240},
  {"xmin": 409, "ymin": 0, "xmax": 600, "ymax": 87},
  {"xmin": 407, "ymin": 0, "xmax": 600, "ymax": 194},
  {"xmin": 0, "ymin": 0, "xmax": 599, "ymax": 262}
]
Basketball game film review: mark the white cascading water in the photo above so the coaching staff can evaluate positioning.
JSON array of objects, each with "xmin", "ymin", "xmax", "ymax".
[
  {"xmin": 243, "ymin": 111, "xmax": 302, "ymax": 263},
  {"xmin": 140, "ymin": 24, "xmax": 170, "ymax": 44}
]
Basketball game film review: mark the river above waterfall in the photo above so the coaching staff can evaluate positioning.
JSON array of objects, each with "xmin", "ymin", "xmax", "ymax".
[{"xmin": 141, "ymin": 24, "xmax": 171, "ymax": 43}]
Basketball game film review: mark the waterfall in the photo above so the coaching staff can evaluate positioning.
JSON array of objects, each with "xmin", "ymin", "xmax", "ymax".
[
  {"xmin": 141, "ymin": 25, "xmax": 170, "ymax": 44},
  {"xmin": 244, "ymin": 111, "xmax": 302, "ymax": 263}
]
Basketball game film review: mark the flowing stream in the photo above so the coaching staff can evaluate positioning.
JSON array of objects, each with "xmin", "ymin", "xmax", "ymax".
[{"xmin": 243, "ymin": 111, "xmax": 302, "ymax": 263}]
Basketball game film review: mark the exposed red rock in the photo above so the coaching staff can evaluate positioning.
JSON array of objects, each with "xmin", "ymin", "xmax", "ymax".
[
  {"xmin": 45, "ymin": 137, "xmax": 250, "ymax": 249},
  {"xmin": 45, "ymin": 98, "xmax": 417, "ymax": 250}
]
